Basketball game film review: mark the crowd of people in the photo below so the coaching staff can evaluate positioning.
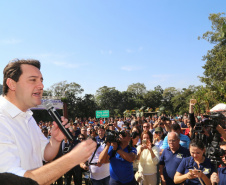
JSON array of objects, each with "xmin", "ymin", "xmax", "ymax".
[
  {"xmin": 0, "ymin": 59, "xmax": 225, "ymax": 185},
  {"xmin": 38, "ymin": 103, "xmax": 226, "ymax": 185}
]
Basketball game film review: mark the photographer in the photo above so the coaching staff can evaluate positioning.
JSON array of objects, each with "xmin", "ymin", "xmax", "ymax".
[
  {"xmin": 153, "ymin": 116, "xmax": 170, "ymax": 134},
  {"xmin": 99, "ymin": 130, "xmax": 137, "ymax": 185},
  {"xmin": 210, "ymin": 141, "xmax": 226, "ymax": 185}
]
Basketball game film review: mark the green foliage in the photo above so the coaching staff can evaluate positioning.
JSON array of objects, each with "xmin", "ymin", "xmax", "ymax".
[
  {"xmin": 95, "ymin": 86, "xmax": 122, "ymax": 117},
  {"xmin": 127, "ymin": 83, "xmax": 147, "ymax": 97},
  {"xmin": 192, "ymin": 86, "xmax": 219, "ymax": 114},
  {"xmin": 49, "ymin": 80, "xmax": 84, "ymax": 98},
  {"xmin": 143, "ymin": 85, "xmax": 163, "ymax": 110},
  {"xmin": 72, "ymin": 94, "xmax": 98, "ymax": 118},
  {"xmin": 0, "ymin": 84, "xmax": 2, "ymax": 95},
  {"xmin": 199, "ymin": 13, "xmax": 226, "ymax": 103},
  {"xmin": 171, "ymin": 86, "xmax": 197, "ymax": 115}
]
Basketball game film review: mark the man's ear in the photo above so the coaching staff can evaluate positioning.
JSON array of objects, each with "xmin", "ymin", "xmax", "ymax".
[{"xmin": 6, "ymin": 78, "xmax": 16, "ymax": 91}]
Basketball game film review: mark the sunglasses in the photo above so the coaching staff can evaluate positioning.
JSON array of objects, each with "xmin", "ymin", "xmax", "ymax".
[
  {"xmin": 155, "ymin": 132, "xmax": 162, "ymax": 134},
  {"xmin": 79, "ymin": 138, "xmax": 85, "ymax": 140},
  {"xmin": 143, "ymin": 126, "xmax": 150, "ymax": 128}
]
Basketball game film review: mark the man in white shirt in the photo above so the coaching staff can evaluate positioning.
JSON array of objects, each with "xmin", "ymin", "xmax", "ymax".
[{"xmin": 0, "ymin": 59, "xmax": 96, "ymax": 185}]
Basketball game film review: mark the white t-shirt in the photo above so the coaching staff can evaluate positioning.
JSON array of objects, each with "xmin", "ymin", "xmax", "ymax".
[
  {"xmin": 0, "ymin": 96, "xmax": 49, "ymax": 177},
  {"xmin": 88, "ymin": 143, "xmax": 110, "ymax": 180},
  {"xmin": 117, "ymin": 121, "xmax": 124, "ymax": 128}
]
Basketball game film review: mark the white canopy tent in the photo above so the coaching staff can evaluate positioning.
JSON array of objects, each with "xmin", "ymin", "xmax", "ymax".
[{"xmin": 210, "ymin": 103, "xmax": 226, "ymax": 112}]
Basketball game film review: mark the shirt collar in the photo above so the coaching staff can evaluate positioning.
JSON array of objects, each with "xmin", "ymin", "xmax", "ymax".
[{"xmin": 0, "ymin": 96, "xmax": 33, "ymax": 118}]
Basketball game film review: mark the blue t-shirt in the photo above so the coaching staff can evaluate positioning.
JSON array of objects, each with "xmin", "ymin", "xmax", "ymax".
[
  {"xmin": 161, "ymin": 133, "xmax": 190, "ymax": 149},
  {"xmin": 108, "ymin": 145, "xmax": 137, "ymax": 183},
  {"xmin": 159, "ymin": 146, "xmax": 190, "ymax": 185},
  {"xmin": 176, "ymin": 156, "xmax": 215, "ymax": 185},
  {"xmin": 218, "ymin": 167, "xmax": 226, "ymax": 185}
]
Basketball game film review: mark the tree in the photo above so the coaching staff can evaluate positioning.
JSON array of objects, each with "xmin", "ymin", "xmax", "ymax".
[
  {"xmin": 199, "ymin": 13, "xmax": 226, "ymax": 102},
  {"xmin": 50, "ymin": 80, "xmax": 84, "ymax": 98},
  {"xmin": 143, "ymin": 85, "xmax": 163, "ymax": 110},
  {"xmin": 73, "ymin": 94, "xmax": 98, "ymax": 118},
  {"xmin": 127, "ymin": 83, "xmax": 147, "ymax": 97},
  {"xmin": 161, "ymin": 87, "xmax": 178, "ymax": 115},
  {"xmin": 0, "ymin": 84, "xmax": 2, "ymax": 95},
  {"xmin": 95, "ymin": 86, "xmax": 122, "ymax": 117},
  {"xmin": 171, "ymin": 86, "xmax": 197, "ymax": 115},
  {"xmin": 118, "ymin": 91, "xmax": 136, "ymax": 114},
  {"xmin": 48, "ymin": 81, "xmax": 84, "ymax": 119},
  {"xmin": 127, "ymin": 83, "xmax": 147, "ymax": 108}
]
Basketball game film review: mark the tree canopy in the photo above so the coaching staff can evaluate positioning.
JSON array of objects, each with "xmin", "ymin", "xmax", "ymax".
[{"xmin": 199, "ymin": 13, "xmax": 226, "ymax": 102}]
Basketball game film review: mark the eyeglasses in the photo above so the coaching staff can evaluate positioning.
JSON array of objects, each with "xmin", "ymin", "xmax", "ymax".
[
  {"xmin": 168, "ymin": 139, "xmax": 177, "ymax": 143},
  {"xmin": 143, "ymin": 126, "xmax": 150, "ymax": 128},
  {"xmin": 79, "ymin": 138, "xmax": 85, "ymax": 140}
]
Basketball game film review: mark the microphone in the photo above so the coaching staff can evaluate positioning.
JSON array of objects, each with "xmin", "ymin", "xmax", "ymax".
[{"xmin": 43, "ymin": 101, "xmax": 73, "ymax": 142}]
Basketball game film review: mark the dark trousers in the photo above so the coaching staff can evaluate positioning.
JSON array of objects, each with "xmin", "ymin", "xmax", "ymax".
[
  {"xmin": 109, "ymin": 177, "xmax": 136, "ymax": 185},
  {"xmin": 91, "ymin": 176, "xmax": 110, "ymax": 185},
  {"xmin": 64, "ymin": 165, "xmax": 82, "ymax": 185}
]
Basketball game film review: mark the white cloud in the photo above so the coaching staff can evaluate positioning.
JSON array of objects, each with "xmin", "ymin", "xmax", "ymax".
[
  {"xmin": 51, "ymin": 61, "xmax": 86, "ymax": 69},
  {"xmin": 0, "ymin": 38, "xmax": 22, "ymax": 45},
  {"xmin": 150, "ymin": 74, "xmax": 174, "ymax": 84},
  {"xmin": 121, "ymin": 65, "xmax": 142, "ymax": 71},
  {"xmin": 100, "ymin": 49, "xmax": 113, "ymax": 55},
  {"xmin": 126, "ymin": 49, "xmax": 133, "ymax": 53}
]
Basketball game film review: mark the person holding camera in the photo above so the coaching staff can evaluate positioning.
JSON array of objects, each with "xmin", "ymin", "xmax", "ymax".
[
  {"xmin": 99, "ymin": 130, "xmax": 137, "ymax": 185},
  {"xmin": 210, "ymin": 141, "xmax": 226, "ymax": 185},
  {"xmin": 136, "ymin": 131, "xmax": 160, "ymax": 185},
  {"xmin": 174, "ymin": 139, "xmax": 214, "ymax": 185}
]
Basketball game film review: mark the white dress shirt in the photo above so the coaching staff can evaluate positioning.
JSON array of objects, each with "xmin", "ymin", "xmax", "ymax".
[{"xmin": 0, "ymin": 96, "xmax": 49, "ymax": 177}]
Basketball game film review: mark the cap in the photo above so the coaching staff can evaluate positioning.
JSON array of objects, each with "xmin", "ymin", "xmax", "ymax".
[{"xmin": 155, "ymin": 127, "xmax": 163, "ymax": 132}]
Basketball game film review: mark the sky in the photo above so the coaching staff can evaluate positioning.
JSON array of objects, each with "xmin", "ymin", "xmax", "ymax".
[{"xmin": 0, "ymin": 0, "xmax": 225, "ymax": 96}]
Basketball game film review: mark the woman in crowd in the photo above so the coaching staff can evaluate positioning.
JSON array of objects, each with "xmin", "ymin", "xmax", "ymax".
[
  {"xmin": 184, "ymin": 121, "xmax": 192, "ymax": 138},
  {"xmin": 136, "ymin": 131, "xmax": 160, "ymax": 185},
  {"xmin": 152, "ymin": 127, "xmax": 164, "ymax": 149},
  {"xmin": 132, "ymin": 125, "xmax": 142, "ymax": 145},
  {"xmin": 174, "ymin": 139, "xmax": 214, "ymax": 185}
]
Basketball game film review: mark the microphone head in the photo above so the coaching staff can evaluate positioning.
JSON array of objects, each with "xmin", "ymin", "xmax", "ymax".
[{"xmin": 43, "ymin": 100, "xmax": 54, "ymax": 110}]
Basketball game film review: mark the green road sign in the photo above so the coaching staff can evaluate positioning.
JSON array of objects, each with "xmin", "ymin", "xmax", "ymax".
[{"xmin": 96, "ymin": 110, "xmax": 109, "ymax": 118}]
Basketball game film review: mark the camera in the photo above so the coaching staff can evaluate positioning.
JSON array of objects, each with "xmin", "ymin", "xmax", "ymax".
[
  {"xmin": 105, "ymin": 130, "xmax": 119, "ymax": 143},
  {"xmin": 105, "ymin": 130, "xmax": 127, "ymax": 143},
  {"xmin": 192, "ymin": 112, "xmax": 226, "ymax": 168}
]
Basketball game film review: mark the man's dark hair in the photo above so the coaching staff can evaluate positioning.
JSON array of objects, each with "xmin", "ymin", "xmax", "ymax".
[
  {"xmin": 0, "ymin": 173, "xmax": 38, "ymax": 185},
  {"xmin": 171, "ymin": 123, "xmax": 181, "ymax": 131},
  {"xmin": 98, "ymin": 125, "xmax": 105, "ymax": 130},
  {"xmin": 3, "ymin": 59, "xmax": 41, "ymax": 95}
]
